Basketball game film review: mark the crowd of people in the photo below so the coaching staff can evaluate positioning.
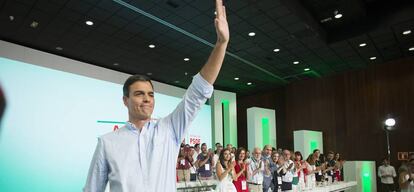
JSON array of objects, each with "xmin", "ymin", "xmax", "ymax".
[{"xmin": 176, "ymin": 143, "xmax": 346, "ymax": 192}]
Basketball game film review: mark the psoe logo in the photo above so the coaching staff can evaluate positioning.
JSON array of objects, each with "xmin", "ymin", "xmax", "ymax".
[{"xmin": 97, "ymin": 120, "xmax": 126, "ymax": 131}]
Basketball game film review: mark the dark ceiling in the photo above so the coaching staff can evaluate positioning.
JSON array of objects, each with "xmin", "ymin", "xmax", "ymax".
[{"xmin": 0, "ymin": 0, "xmax": 413, "ymax": 95}]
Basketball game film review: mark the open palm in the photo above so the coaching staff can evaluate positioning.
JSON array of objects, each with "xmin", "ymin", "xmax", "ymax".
[{"xmin": 215, "ymin": 0, "xmax": 229, "ymax": 44}]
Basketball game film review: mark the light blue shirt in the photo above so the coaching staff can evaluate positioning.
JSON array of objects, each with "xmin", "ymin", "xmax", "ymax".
[{"xmin": 83, "ymin": 73, "xmax": 213, "ymax": 192}]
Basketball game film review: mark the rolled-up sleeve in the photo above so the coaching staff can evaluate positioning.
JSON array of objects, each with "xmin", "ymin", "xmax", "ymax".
[
  {"xmin": 83, "ymin": 138, "xmax": 109, "ymax": 192},
  {"xmin": 163, "ymin": 73, "xmax": 214, "ymax": 146}
]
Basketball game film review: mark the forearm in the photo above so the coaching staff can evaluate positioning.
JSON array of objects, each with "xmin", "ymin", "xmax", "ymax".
[{"xmin": 200, "ymin": 42, "xmax": 228, "ymax": 84}]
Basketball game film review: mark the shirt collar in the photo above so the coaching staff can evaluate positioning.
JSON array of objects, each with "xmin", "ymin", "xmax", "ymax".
[{"xmin": 126, "ymin": 121, "xmax": 151, "ymax": 134}]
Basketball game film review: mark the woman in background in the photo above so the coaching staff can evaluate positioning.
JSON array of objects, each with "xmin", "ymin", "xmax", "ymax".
[
  {"xmin": 233, "ymin": 147, "xmax": 249, "ymax": 192},
  {"xmin": 216, "ymin": 148, "xmax": 237, "ymax": 192}
]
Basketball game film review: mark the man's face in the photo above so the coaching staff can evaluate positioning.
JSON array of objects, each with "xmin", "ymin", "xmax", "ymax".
[
  {"xmin": 123, "ymin": 81, "xmax": 154, "ymax": 121},
  {"xmin": 217, "ymin": 145, "xmax": 223, "ymax": 153},
  {"xmin": 327, "ymin": 153, "xmax": 334, "ymax": 160},
  {"xmin": 283, "ymin": 150, "xmax": 291, "ymax": 160},
  {"xmin": 201, "ymin": 145, "xmax": 207, "ymax": 153},
  {"xmin": 254, "ymin": 149, "xmax": 261, "ymax": 160},
  {"xmin": 264, "ymin": 146, "xmax": 272, "ymax": 156},
  {"xmin": 227, "ymin": 144, "xmax": 232, "ymax": 150}
]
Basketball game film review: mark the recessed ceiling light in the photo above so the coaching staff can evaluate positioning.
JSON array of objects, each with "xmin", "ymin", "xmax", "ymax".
[
  {"xmin": 30, "ymin": 21, "xmax": 39, "ymax": 28},
  {"xmin": 402, "ymin": 30, "xmax": 411, "ymax": 35},
  {"xmin": 334, "ymin": 13, "xmax": 343, "ymax": 19},
  {"xmin": 304, "ymin": 68, "xmax": 310, "ymax": 71},
  {"xmin": 247, "ymin": 82, "xmax": 252, "ymax": 85},
  {"xmin": 9, "ymin": 16, "xmax": 14, "ymax": 21},
  {"xmin": 184, "ymin": 58, "xmax": 190, "ymax": 61},
  {"xmin": 113, "ymin": 63, "xmax": 119, "ymax": 66},
  {"xmin": 234, "ymin": 77, "xmax": 239, "ymax": 80},
  {"xmin": 273, "ymin": 48, "xmax": 280, "ymax": 52},
  {"xmin": 146, "ymin": 72, "xmax": 152, "ymax": 76},
  {"xmin": 359, "ymin": 43, "xmax": 367, "ymax": 47},
  {"xmin": 248, "ymin": 32, "xmax": 256, "ymax": 37},
  {"xmin": 85, "ymin": 20, "xmax": 94, "ymax": 26},
  {"xmin": 55, "ymin": 46, "xmax": 63, "ymax": 51},
  {"xmin": 174, "ymin": 80, "xmax": 180, "ymax": 83},
  {"xmin": 148, "ymin": 44, "xmax": 155, "ymax": 48},
  {"xmin": 409, "ymin": 47, "xmax": 414, "ymax": 51},
  {"xmin": 370, "ymin": 56, "xmax": 376, "ymax": 60},
  {"xmin": 293, "ymin": 61, "xmax": 299, "ymax": 65}
]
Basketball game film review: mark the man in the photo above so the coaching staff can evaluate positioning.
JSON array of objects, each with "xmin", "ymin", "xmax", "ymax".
[
  {"xmin": 248, "ymin": 147, "xmax": 264, "ymax": 192},
  {"xmin": 262, "ymin": 145, "xmax": 273, "ymax": 192},
  {"xmin": 193, "ymin": 143, "xmax": 201, "ymax": 164},
  {"xmin": 325, "ymin": 151, "xmax": 336, "ymax": 182},
  {"xmin": 83, "ymin": 0, "xmax": 229, "ymax": 191},
  {"xmin": 213, "ymin": 143, "xmax": 223, "ymax": 170},
  {"xmin": 378, "ymin": 157, "xmax": 397, "ymax": 192},
  {"xmin": 196, "ymin": 143, "xmax": 214, "ymax": 179},
  {"xmin": 282, "ymin": 149, "xmax": 294, "ymax": 191}
]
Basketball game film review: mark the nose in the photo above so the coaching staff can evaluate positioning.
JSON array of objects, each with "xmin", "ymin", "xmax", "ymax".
[{"xmin": 143, "ymin": 93, "xmax": 150, "ymax": 102}]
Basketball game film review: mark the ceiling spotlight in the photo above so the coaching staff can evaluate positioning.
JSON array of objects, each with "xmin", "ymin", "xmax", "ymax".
[
  {"xmin": 409, "ymin": 47, "xmax": 414, "ymax": 51},
  {"xmin": 146, "ymin": 72, "xmax": 152, "ymax": 76},
  {"xmin": 234, "ymin": 77, "xmax": 239, "ymax": 80},
  {"xmin": 334, "ymin": 10, "xmax": 342, "ymax": 19},
  {"xmin": 113, "ymin": 63, "xmax": 119, "ymax": 66},
  {"xmin": 273, "ymin": 48, "xmax": 280, "ymax": 52},
  {"xmin": 148, "ymin": 44, "xmax": 155, "ymax": 48},
  {"xmin": 85, "ymin": 20, "xmax": 94, "ymax": 26},
  {"xmin": 247, "ymin": 82, "xmax": 252, "ymax": 85},
  {"xmin": 359, "ymin": 43, "xmax": 367, "ymax": 47},
  {"xmin": 304, "ymin": 68, "xmax": 310, "ymax": 71},
  {"xmin": 384, "ymin": 118, "xmax": 395, "ymax": 127},
  {"xmin": 184, "ymin": 72, "xmax": 188, "ymax": 76},
  {"xmin": 248, "ymin": 32, "xmax": 256, "ymax": 37},
  {"xmin": 184, "ymin": 58, "xmax": 190, "ymax": 61},
  {"xmin": 402, "ymin": 30, "xmax": 411, "ymax": 35},
  {"xmin": 293, "ymin": 61, "xmax": 299, "ymax": 65},
  {"xmin": 174, "ymin": 80, "xmax": 180, "ymax": 83},
  {"xmin": 30, "ymin": 21, "xmax": 39, "ymax": 28},
  {"xmin": 9, "ymin": 16, "xmax": 14, "ymax": 21},
  {"xmin": 55, "ymin": 46, "xmax": 63, "ymax": 51},
  {"xmin": 370, "ymin": 56, "xmax": 376, "ymax": 60},
  {"xmin": 334, "ymin": 13, "xmax": 343, "ymax": 19}
]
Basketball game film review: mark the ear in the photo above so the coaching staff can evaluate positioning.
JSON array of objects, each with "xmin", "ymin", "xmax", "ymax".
[{"xmin": 123, "ymin": 96, "xmax": 128, "ymax": 107}]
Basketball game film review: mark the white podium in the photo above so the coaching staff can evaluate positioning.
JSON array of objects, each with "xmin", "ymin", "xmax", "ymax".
[
  {"xmin": 293, "ymin": 130, "xmax": 323, "ymax": 158},
  {"xmin": 343, "ymin": 161, "xmax": 377, "ymax": 192}
]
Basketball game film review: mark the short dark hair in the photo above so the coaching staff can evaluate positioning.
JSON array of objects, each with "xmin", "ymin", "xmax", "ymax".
[
  {"xmin": 123, "ymin": 75, "xmax": 153, "ymax": 97},
  {"xmin": 194, "ymin": 143, "xmax": 200, "ymax": 148}
]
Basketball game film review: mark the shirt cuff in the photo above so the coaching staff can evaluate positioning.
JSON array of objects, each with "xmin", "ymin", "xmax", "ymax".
[{"xmin": 193, "ymin": 73, "xmax": 214, "ymax": 98}]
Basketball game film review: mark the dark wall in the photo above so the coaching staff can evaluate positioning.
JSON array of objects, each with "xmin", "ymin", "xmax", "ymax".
[{"xmin": 237, "ymin": 56, "xmax": 414, "ymax": 165}]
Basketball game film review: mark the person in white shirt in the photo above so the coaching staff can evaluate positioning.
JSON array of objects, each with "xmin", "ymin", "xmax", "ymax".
[
  {"xmin": 248, "ymin": 147, "xmax": 264, "ymax": 192},
  {"xmin": 83, "ymin": 1, "xmax": 229, "ymax": 191},
  {"xmin": 378, "ymin": 157, "xmax": 397, "ymax": 192}
]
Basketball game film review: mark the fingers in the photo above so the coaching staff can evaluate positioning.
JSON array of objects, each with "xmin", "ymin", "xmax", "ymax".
[{"xmin": 216, "ymin": 0, "xmax": 223, "ymax": 17}]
